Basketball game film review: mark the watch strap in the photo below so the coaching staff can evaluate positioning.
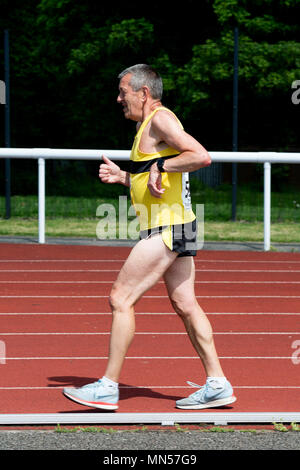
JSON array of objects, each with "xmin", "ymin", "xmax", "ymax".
[{"xmin": 157, "ymin": 157, "xmax": 166, "ymax": 173}]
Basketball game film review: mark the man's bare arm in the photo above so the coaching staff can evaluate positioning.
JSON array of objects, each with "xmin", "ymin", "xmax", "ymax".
[
  {"xmin": 147, "ymin": 111, "xmax": 211, "ymax": 197},
  {"xmin": 153, "ymin": 111, "xmax": 211, "ymax": 171}
]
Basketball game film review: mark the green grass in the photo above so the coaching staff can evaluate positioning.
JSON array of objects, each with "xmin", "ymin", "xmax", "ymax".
[
  {"xmin": 190, "ymin": 183, "xmax": 300, "ymax": 222},
  {"xmin": 0, "ymin": 184, "xmax": 300, "ymax": 243},
  {"xmin": 2, "ymin": 182, "xmax": 300, "ymax": 222}
]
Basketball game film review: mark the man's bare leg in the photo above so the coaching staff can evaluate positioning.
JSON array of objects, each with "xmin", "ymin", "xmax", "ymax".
[
  {"xmin": 163, "ymin": 256, "xmax": 225, "ymax": 378},
  {"xmin": 104, "ymin": 234, "xmax": 178, "ymax": 383}
]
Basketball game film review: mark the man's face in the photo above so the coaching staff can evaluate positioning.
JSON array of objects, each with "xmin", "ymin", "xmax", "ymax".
[{"xmin": 117, "ymin": 74, "xmax": 144, "ymax": 121}]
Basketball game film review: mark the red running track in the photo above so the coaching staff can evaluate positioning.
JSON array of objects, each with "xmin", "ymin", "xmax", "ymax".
[{"xmin": 0, "ymin": 243, "xmax": 299, "ymax": 415}]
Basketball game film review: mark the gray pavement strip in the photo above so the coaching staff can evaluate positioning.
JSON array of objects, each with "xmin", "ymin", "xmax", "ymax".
[{"xmin": 0, "ymin": 429, "xmax": 299, "ymax": 451}]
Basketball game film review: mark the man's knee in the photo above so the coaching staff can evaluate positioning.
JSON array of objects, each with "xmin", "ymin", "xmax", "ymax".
[
  {"xmin": 108, "ymin": 287, "xmax": 123, "ymax": 312},
  {"xmin": 170, "ymin": 295, "xmax": 197, "ymax": 319},
  {"xmin": 109, "ymin": 284, "xmax": 132, "ymax": 313}
]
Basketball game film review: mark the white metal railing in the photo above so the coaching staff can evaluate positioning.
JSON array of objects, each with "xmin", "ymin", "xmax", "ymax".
[{"xmin": 1, "ymin": 148, "xmax": 300, "ymax": 250}]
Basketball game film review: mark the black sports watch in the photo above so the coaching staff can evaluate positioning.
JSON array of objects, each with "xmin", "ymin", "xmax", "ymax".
[{"xmin": 157, "ymin": 157, "xmax": 166, "ymax": 173}]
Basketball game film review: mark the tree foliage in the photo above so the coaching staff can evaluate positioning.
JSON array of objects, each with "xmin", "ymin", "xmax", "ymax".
[{"xmin": 0, "ymin": 0, "xmax": 299, "ymax": 154}]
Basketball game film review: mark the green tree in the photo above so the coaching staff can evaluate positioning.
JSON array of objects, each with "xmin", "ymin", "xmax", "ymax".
[
  {"xmin": 1, "ymin": 0, "xmax": 299, "ymax": 196},
  {"xmin": 165, "ymin": 0, "xmax": 300, "ymax": 149}
]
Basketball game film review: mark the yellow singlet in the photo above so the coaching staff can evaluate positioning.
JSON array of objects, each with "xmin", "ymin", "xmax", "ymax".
[{"xmin": 129, "ymin": 107, "xmax": 196, "ymax": 249}]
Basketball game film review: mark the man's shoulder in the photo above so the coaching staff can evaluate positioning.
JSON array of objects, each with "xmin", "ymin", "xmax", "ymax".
[
  {"xmin": 151, "ymin": 107, "xmax": 182, "ymax": 134},
  {"xmin": 151, "ymin": 107, "xmax": 180, "ymax": 126}
]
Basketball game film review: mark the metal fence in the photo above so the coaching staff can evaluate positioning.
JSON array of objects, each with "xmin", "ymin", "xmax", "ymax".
[{"xmin": 1, "ymin": 148, "xmax": 300, "ymax": 250}]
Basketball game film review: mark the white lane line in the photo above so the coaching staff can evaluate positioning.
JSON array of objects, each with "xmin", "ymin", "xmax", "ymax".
[
  {"xmin": 0, "ymin": 259, "xmax": 290, "ymax": 263},
  {"xmin": 1, "ymin": 269, "xmax": 300, "ymax": 273},
  {"xmin": 2, "ymin": 356, "xmax": 296, "ymax": 360},
  {"xmin": 0, "ymin": 295, "xmax": 299, "ymax": 299},
  {"xmin": 1, "ymin": 280, "xmax": 300, "ymax": 284},
  {"xmin": 0, "ymin": 385, "xmax": 299, "ymax": 390},
  {"xmin": 0, "ymin": 312, "xmax": 299, "ymax": 315},
  {"xmin": 0, "ymin": 269, "xmax": 120, "ymax": 272},
  {"xmin": 196, "ymin": 269, "xmax": 300, "ymax": 273},
  {"xmin": 0, "ymin": 332, "xmax": 299, "ymax": 336},
  {"xmin": 0, "ymin": 260, "xmax": 125, "ymax": 263}
]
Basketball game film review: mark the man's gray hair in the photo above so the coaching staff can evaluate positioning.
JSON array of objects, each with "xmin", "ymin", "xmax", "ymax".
[{"xmin": 118, "ymin": 64, "xmax": 163, "ymax": 100}]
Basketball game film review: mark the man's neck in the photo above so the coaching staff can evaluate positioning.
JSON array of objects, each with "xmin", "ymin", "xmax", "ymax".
[{"xmin": 141, "ymin": 100, "xmax": 163, "ymax": 122}]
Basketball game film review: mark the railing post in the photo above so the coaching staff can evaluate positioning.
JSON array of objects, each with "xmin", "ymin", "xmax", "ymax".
[
  {"xmin": 264, "ymin": 161, "xmax": 271, "ymax": 251},
  {"xmin": 38, "ymin": 158, "xmax": 45, "ymax": 244}
]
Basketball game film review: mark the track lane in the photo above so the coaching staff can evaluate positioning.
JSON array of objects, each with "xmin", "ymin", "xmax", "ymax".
[
  {"xmin": 2, "ymin": 271, "xmax": 300, "ymax": 282},
  {"xmin": 1, "ymin": 297, "xmax": 299, "ymax": 313},
  {"xmin": 1, "ymin": 282, "xmax": 299, "ymax": 296},
  {"xmin": 0, "ymin": 388, "xmax": 299, "ymax": 414},
  {"xmin": 1, "ymin": 242, "xmax": 300, "ymax": 260},
  {"xmin": 1, "ymin": 333, "xmax": 299, "ymax": 358},
  {"xmin": 0, "ymin": 313, "xmax": 299, "ymax": 333},
  {"xmin": 1, "ymin": 357, "xmax": 299, "ymax": 385},
  {"xmin": 0, "ymin": 357, "xmax": 299, "ymax": 414}
]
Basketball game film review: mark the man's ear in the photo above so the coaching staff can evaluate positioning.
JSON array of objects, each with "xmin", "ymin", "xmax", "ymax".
[{"xmin": 141, "ymin": 86, "xmax": 150, "ymax": 101}]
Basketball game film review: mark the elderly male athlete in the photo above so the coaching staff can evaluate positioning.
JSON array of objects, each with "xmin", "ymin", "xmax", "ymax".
[{"xmin": 63, "ymin": 64, "xmax": 236, "ymax": 410}]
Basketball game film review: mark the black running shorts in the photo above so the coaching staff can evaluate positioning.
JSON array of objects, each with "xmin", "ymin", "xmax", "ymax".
[{"xmin": 139, "ymin": 219, "xmax": 197, "ymax": 257}]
